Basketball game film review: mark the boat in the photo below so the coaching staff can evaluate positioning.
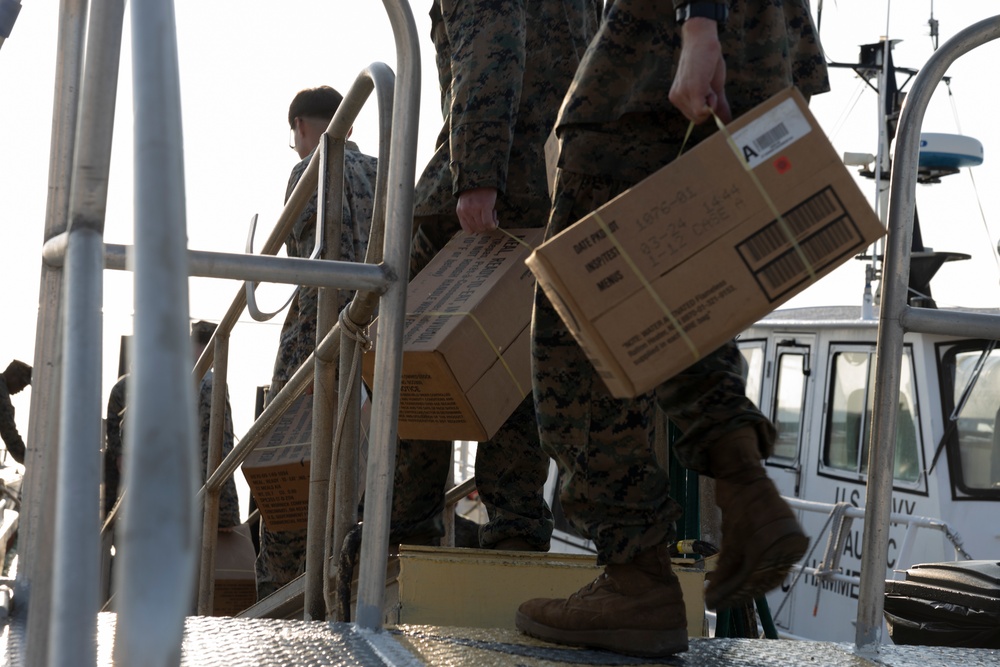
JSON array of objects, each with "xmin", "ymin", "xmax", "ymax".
[{"xmin": 739, "ymin": 26, "xmax": 1000, "ymax": 644}]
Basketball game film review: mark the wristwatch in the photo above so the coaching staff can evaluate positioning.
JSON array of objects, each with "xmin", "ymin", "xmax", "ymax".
[{"xmin": 675, "ymin": 2, "xmax": 729, "ymax": 26}]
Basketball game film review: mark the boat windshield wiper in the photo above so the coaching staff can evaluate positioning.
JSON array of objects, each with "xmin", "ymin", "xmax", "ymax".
[{"xmin": 927, "ymin": 340, "xmax": 996, "ymax": 474}]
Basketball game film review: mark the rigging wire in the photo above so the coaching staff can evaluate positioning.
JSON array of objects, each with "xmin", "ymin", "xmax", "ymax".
[
  {"xmin": 945, "ymin": 82, "xmax": 1000, "ymax": 279},
  {"xmin": 826, "ymin": 79, "xmax": 867, "ymax": 142}
]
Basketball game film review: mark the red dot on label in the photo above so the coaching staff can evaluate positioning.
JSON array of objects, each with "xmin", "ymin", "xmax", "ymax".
[{"xmin": 774, "ymin": 156, "xmax": 792, "ymax": 174}]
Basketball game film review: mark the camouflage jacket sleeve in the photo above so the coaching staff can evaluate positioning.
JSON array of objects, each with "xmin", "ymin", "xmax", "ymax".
[
  {"xmin": 441, "ymin": 0, "xmax": 527, "ymax": 195},
  {"xmin": 199, "ymin": 373, "xmax": 241, "ymax": 529},
  {"xmin": 0, "ymin": 379, "xmax": 25, "ymax": 465},
  {"xmin": 338, "ymin": 147, "xmax": 379, "ymax": 312},
  {"xmin": 285, "ymin": 156, "xmax": 314, "ymax": 259}
]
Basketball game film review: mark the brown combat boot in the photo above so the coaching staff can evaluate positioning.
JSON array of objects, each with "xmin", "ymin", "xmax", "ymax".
[
  {"xmin": 705, "ymin": 426, "xmax": 808, "ymax": 609},
  {"xmin": 515, "ymin": 544, "xmax": 688, "ymax": 657}
]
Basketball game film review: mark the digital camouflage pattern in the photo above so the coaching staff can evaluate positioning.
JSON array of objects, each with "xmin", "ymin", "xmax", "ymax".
[
  {"xmin": 268, "ymin": 141, "xmax": 380, "ymax": 394},
  {"xmin": 532, "ymin": 0, "xmax": 829, "ymax": 564},
  {"xmin": 392, "ymin": 0, "xmax": 600, "ymax": 550},
  {"xmin": 104, "ymin": 375, "xmax": 127, "ymax": 517},
  {"xmin": 198, "ymin": 371, "xmax": 241, "ymax": 530},
  {"xmin": 256, "ymin": 141, "xmax": 378, "ymax": 599},
  {"xmin": 0, "ymin": 376, "xmax": 25, "ymax": 466},
  {"xmin": 102, "ymin": 373, "xmax": 240, "ymax": 527}
]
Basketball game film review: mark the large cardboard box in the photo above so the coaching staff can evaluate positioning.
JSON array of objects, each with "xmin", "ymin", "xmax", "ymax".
[
  {"xmin": 526, "ymin": 88, "xmax": 885, "ymax": 398},
  {"xmin": 212, "ymin": 523, "xmax": 257, "ymax": 616},
  {"xmin": 242, "ymin": 395, "xmax": 313, "ymax": 532},
  {"xmin": 364, "ymin": 229, "xmax": 544, "ymax": 442},
  {"xmin": 242, "ymin": 392, "xmax": 370, "ymax": 532}
]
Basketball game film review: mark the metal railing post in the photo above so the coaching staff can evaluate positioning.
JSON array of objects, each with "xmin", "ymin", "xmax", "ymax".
[
  {"xmin": 304, "ymin": 131, "xmax": 346, "ymax": 621},
  {"xmin": 47, "ymin": 0, "xmax": 125, "ymax": 663},
  {"xmin": 20, "ymin": 1, "xmax": 87, "ymax": 664},
  {"xmin": 354, "ymin": 0, "xmax": 421, "ymax": 630},
  {"xmin": 855, "ymin": 14, "xmax": 1000, "ymax": 652},
  {"xmin": 331, "ymin": 63, "xmax": 394, "ymax": 592},
  {"xmin": 196, "ymin": 332, "xmax": 230, "ymax": 615},
  {"xmin": 114, "ymin": 0, "xmax": 199, "ymax": 664}
]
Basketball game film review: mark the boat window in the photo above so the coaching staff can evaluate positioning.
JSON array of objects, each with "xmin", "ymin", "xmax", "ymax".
[
  {"xmin": 772, "ymin": 352, "xmax": 807, "ymax": 460},
  {"xmin": 940, "ymin": 343, "xmax": 1000, "ymax": 496},
  {"xmin": 823, "ymin": 346, "xmax": 921, "ymax": 482},
  {"xmin": 738, "ymin": 340, "xmax": 766, "ymax": 410}
]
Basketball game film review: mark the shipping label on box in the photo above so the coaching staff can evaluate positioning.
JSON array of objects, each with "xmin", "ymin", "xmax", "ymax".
[
  {"xmin": 241, "ymin": 395, "xmax": 312, "ymax": 532},
  {"xmin": 242, "ymin": 390, "xmax": 371, "ymax": 531},
  {"xmin": 364, "ymin": 228, "xmax": 544, "ymax": 441},
  {"xmin": 526, "ymin": 88, "xmax": 885, "ymax": 398}
]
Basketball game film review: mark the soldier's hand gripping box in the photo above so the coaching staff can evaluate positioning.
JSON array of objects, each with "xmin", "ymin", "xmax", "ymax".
[
  {"xmin": 363, "ymin": 228, "xmax": 544, "ymax": 441},
  {"xmin": 526, "ymin": 88, "xmax": 885, "ymax": 398}
]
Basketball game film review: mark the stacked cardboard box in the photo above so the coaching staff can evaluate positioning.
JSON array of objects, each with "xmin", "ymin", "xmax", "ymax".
[
  {"xmin": 242, "ymin": 391, "xmax": 370, "ymax": 531},
  {"xmin": 364, "ymin": 228, "xmax": 544, "ymax": 441}
]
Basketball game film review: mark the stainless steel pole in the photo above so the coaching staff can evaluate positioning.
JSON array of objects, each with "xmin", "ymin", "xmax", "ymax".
[
  {"xmin": 196, "ymin": 333, "xmax": 230, "ymax": 615},
  {"xmin": 48, "ymin": 0, "xmax": 125, "ymax": 663},
  {"xmin": 114, "ymin": 0, "xmax": 198, "ymax": 664},
  {"xmin": 855, "ymin": 15, "xmax": 1000, "ymax": 652},
  {"xmin": 21, "ymin": 1, "xmax": 87, "ymax": 664},
  {"xmin": 330, "ymin": 63, "xmax": 394, "ymax": 607},
  {"xmin": 355, "ymin": 0, "xmax": 420, "ymax": 630},
  {"xmin": 304, "ymin": 133, "xmax": 346, "ymax": 621}
]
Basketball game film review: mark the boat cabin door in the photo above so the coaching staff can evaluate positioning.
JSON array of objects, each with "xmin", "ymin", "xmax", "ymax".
[{"xmin": 742, "ymin": 335, "xmax": 816, "ymax": 500}]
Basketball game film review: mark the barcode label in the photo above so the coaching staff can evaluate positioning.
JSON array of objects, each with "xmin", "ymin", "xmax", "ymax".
[
  {"xmin": 738, "ymin": 188, "xmax": 842, "ymax": 266},
  {"xmin": 738, "ymin": 187, "xmax": 866, "ymax": 301},
  {"xmin": 753, "ymin": 123, "xmax": 790, "ymax": 153},
  {"xmin": 731, "ymin": 98, "xmax": 813, "ymax": 169}
]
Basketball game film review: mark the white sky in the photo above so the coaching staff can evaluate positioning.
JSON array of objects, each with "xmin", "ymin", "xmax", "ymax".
[{"xmin": 1, "ymin": 2, "xmax": 999, "ymax": 513}]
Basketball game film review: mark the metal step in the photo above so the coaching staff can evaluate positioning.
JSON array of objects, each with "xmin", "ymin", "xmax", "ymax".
[
  {"xmin": 387, "ymin": 546, "xmax": 708, "ymax": 635},
  {"xmin": 4, "ymin": 610, "xmax": 997, "ymax": 666}
]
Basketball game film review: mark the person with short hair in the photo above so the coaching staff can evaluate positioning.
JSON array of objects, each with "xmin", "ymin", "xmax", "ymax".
[
  {"xmin": 0, "ymin": 359, "xmax": 31, "ymax": 464},
  {"xmin": 255, "ymin": 85, "xmax": 379, "ymax": 600}
]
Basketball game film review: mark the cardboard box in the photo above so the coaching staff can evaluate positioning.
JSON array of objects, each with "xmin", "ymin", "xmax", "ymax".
[
  {"xmin": 364, "ymin": 229, "xmax": 544, "ymax": 441},
  {"xmin": 242, "ymin": 392, "xmax": 370, "ymax": 532},
  {"xmin": 212, "ymin": 523, "xmax": 257, "ymax": 616},
  {"xmin": 526, "ymin": 88, "xmax": 885, "ymax": 398}
]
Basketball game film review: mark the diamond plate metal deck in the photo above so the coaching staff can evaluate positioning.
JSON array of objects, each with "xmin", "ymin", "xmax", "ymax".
[{"xmin": 3, "ymin": 612, "xmax": 999, "ymax": 665}]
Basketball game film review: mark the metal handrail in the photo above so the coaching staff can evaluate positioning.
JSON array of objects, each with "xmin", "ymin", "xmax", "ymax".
[
  {"xmin": 856, "ymin": 14, "xmax": 1000, "ymax": 652},
  {"xmin": 353, "ymin": 0, "xmax": 420, "ymax": 630},
  {"xmin": 25, "ymin": 1, "xmax": 416, "ymax": 661},
  {"xmin": 20, "ymin": 10, "xmax": 85, "ymax": 655},
  {"xmin": 48, "ymin": 0, "xmax": 125, "ymax": 665}
]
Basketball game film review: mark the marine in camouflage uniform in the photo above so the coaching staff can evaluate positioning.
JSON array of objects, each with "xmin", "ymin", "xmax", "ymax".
[
  {"xmin": 102, "ymin": 367, "xmax": 240, "ymax": 528},
  {"xmin": 104, "ymin": 374, "xmax": 127, "ymax": 517},
  {"xmin": 518, "ymin": 0, "xmax": 829, "ymax": 656},
  {"xmin": 256, "ymin": 91, "xmax": 379, "ymax": 599},
  {"xmin": 391, "ymin": 0, "xmax": 601, "ymax": 551},
  {"xmin": 268, "ymin": 144, "xmax": 377, "ymax": 395},
  {"xmin": 198, "ymin": 370, "xmax": 241, "ymax": 530},
  {"xmin": 0, "ymin": 360, "xmax": 30, "ymax": 465}
]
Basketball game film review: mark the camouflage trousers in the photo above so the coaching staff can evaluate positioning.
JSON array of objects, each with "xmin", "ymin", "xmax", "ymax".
[
  {"xmin": 255, "ymin": 526, "xmax": 306, "ymax": 600},
  {"xmin": 532, "ymin": 168, "xmax": 776, "ymax": 565},
  {"xmin": 391, "ymin": 394, "xmax": 553, "ymax": 549}
]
